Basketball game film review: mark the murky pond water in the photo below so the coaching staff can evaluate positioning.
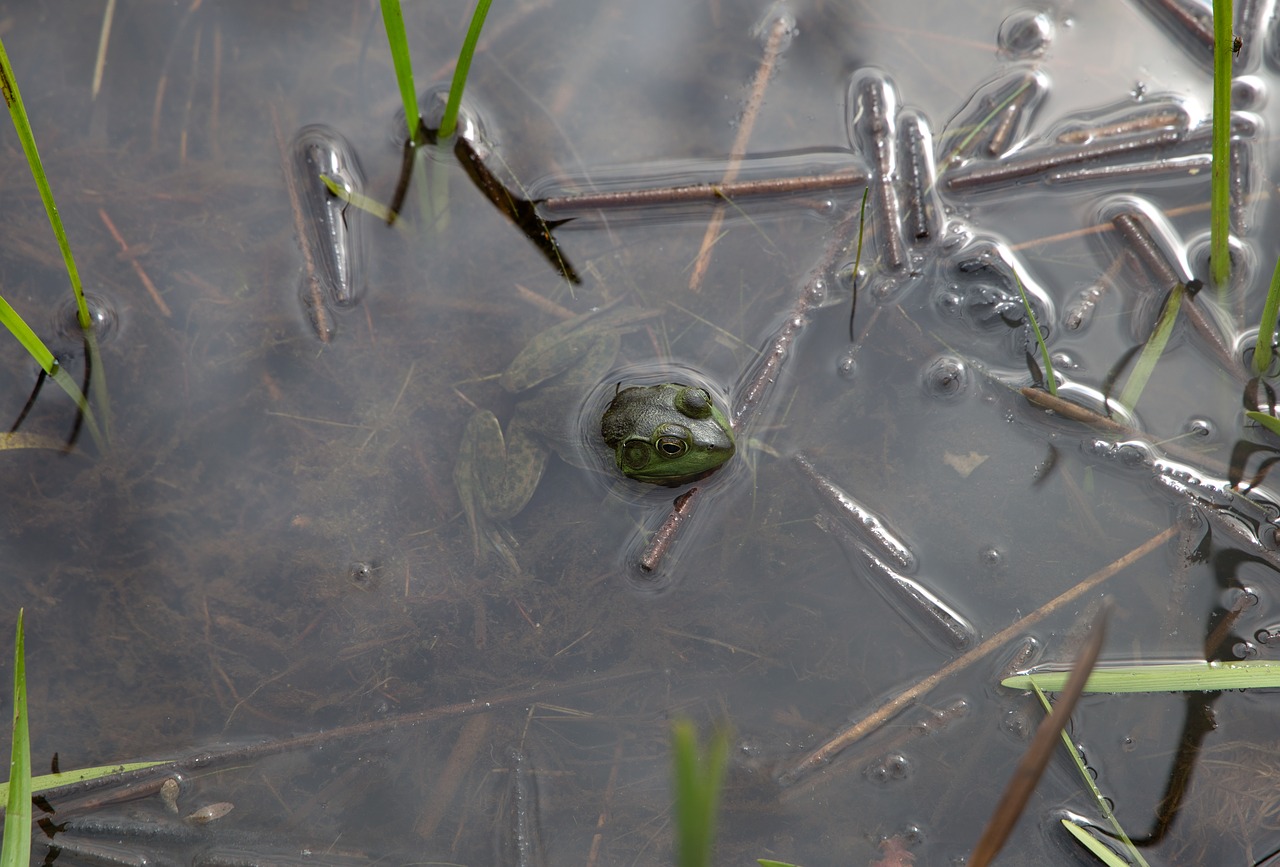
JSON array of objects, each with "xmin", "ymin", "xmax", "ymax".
[{"xmin": 3, "ymin": 0, "xmax": 1280, "ymax": 864}]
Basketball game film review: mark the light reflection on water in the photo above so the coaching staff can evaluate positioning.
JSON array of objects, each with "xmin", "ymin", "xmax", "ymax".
[{"xmin": 2, "ymin": 0, "xmax": 1279, "ymax": 864}]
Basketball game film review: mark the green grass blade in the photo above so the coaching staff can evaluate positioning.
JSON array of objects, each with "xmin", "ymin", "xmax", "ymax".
[
  {"xmin": 380, "ymin": 0, "xmax": 419, "ymax": 143},
  {"xmin": 1004, "ymin": 659, "xmax": 1280, "ymax": 692},
  {"xmin": 1, "ymin": 610, "xmax": 30, "ymax": 867},
  {"xmin": 0, "ymin": 760, "xmax": 173, "ymax": 803},
  {"xmin": 1246, "ymin": 410, "xmax": 1280, "ymax": 437},
  {"xmin": 1061, "ymin": 820, "xmax": 1134, "ymax": 867},
  {"xmin": 1034, "ymin": 684, "xmax": 1148, "ymax": 867},
  {"xmin": 1014, "ymin": 271, "xmax": 1057, "ymax": 395},
  {"xmin": 0, "ymin": 296, "xmax": 56, "ymax": 373},
  {"xmin": 1118, "ymin": 282, "xmax": 1184, "ymax": 409},
  {"xmin": 0, "ymin": 36, "xmax": 91, "ymax": 330},
  {"xmin": 1254, "ymin": 255, "xmax": 1280, "ymax": 374},
  {"xmin": 757, "ymin": 861, "xmax": 803, "ymax": 867},
  {"xmin": 438, "ymin": 0, "xmax": 493, "ymax": 140},
  {"xmin": 0, "ymin": 296, "xmax": 104, "ymax": 448},
  {"xmin": 671, "ymin": 720, "xmax": 729, "ymax": 867},
  {"xmin": 1211, "ymin": 0, "xmax": 1233, "ymax": 288},
  {"xmin": 320, "ymin": 174, "xmax": 396, "ymax": 223}
]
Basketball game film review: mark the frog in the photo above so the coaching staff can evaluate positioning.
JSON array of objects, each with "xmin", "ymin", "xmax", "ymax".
[
  {"xmin": 599, "ymin": 383, "xmax": 735, "ymax": 485},
  {"xmin": 454, "ymin": 304, "xmax": 736, "ymax": 564}
]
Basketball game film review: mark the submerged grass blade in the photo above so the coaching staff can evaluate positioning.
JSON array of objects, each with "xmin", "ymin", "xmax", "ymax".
[
  {"xmin": 1004, "ymin": 658, "xmax": 1280, "ymax": 692},
  {"xmin": 1, "ymin": 611, "xmax": 30, "ymax": 867},
  {"xmin": 320, "ymin": 174, "xmax": 396, "ymax": 223},
  {"xmin": 671, "ymin": 720, "xmax": 729, "ymax": 867},
  {"xmin": 1210, "ymin": 0, "xmax": 1233, "ymax": 288},
  {"xmin": 1254, "ymin": 255, "xmax": 1280, "ymax": 374},
  {"xmin": 1035, "ymin": 683, "xmax": 1149, "ymax": 867},
  {"xmin": 969, "ymin": 607, "xmax": 1107, "ymax": 867},
  {"xmin": 438, "ymin": 0, "xmax": 493, "ymax": 140},
  {"xmin": 1061, "ymin": 818, "xmax": 1136, "ymax": 866},
  {"xmin": 380, "ymin": 0, "xmax": 419, "ymax": 143},
  {"xmin": 0, "ymin": 35, "xmax": 91, "ymax": 330},
  {"xmin": 1118, "ymin": 282, "xmax": 1184, "ymax": 409},
  {"xmin": 1014, "ymin": 271, "xmax": 1057, "ymax": 395}
]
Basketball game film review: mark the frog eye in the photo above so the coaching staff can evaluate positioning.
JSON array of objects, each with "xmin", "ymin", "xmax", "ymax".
[
  {"xmin": 674, "ymin": 387, "xmax": 713, "ymax": 420},
  {"xmin": 621, "ymin": 441, "xmax": 652, "ymax": 471},
  {"xmin": 654, "ymin": 423, "xmax": 691, "ymax": 459}
]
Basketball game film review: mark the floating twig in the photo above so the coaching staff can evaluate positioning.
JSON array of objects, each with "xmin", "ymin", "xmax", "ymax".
[
  {"xmin": 849, "ymin": 74, "xmax": 906, "ymax": 271},
  {"xmin": 898, "ymin": 112, "xmax": 938, "ymax": 242},
  {"xmin": 945, "ymin": 128, "xmax": 1182, "ymax": 191},
  {"xmin": 539, "ymin": 169, "xmax": 867, "ymax": 214},
  {"xmin": 1047, "ymin": 153, "xmax": 1211, "ymax": 184}
]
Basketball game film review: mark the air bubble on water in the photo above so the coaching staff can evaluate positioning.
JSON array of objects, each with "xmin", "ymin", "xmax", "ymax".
[
  {"xmin": 751, "ymin": 2, "xmax": 796, "ymax": 52},
  {"xmin": 980, "ymin": 546, "xmax": 1006, "ymax": 574},
  {"xmin": 1183, "ymin": 416, "xmax": 1215, "ymax": 440},
  {"xmin": 923, "ymin": 356, "xmax": 968, "ymax": 399},
  {"xmin": 1001, "ymin": 709, "xmax": 1029, "ymax": 739},
  {"xmin": 1233, "ymin": 76, "xmax": 1266, "ymax": 110},
  {"xmin": 1051, "ymin": 352, "xmax": 1077, "ymax": 371},
  {"xmin": 806, "ymin": 278, "xmax": 827, "ymax": 305},
  {"xmin": 938, "ymin": 288, "xmax": 963, "ymax": 316},
  {"xmin": 997, "ymin": 9, "xmax": 1053, "ymax": 58},
  {"xmin": 1131, "ymin": 81, "xmax": 1148, "ymax": 101},
  {"xmin": 1255, "ymin": 625, "xmax": 1280, "ymax": 645},
  {"xmin": 836, "ymin": 349, "xmax": 858, "ymax": 380},
  {"xmin": 1233, "ymin": 641, "xmax": 1259, "ymax": 659},
  {"xmin": 55, "ymin": 294, "xmax": 119, "ymax": 343}
]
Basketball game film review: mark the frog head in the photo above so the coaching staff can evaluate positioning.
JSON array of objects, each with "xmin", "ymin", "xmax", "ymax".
[{"xmin": 600, "ymin": 383, "xmax": 736, "ymax": 486}]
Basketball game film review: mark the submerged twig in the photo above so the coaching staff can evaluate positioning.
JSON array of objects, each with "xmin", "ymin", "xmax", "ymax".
[
  {"xmin": 968, "ymin": 607, "xmax": 1108, "ymax": 867},
  {"xmin": 21, "ymin": 669, "xmax": 652, "ymax": 814},
  {"xmin": 687, "ymin": 14, "xmax": 789, "ymax": 292},
  {"xmin": 776, "ymin": 528, "xmax": 1174, "ymax": 787}
]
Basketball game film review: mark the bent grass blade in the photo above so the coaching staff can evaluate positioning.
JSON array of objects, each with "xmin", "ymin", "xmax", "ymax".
[{"xmin": 0, "ymin": 298, "xmax": 103, "ymax": 448}]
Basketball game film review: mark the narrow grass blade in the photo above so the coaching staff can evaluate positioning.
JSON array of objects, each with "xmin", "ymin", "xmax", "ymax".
[
  {"xmin": 1, "ymin": 610, "xmax": 30, "ymax": 867},
  {"xmin": 0, "ymin": 760, "xmax": 172, "ymax": 803},
  {"xmin": 1036, "ymin": 684, "xmax": 1149, "ymax": 867},
  {"xmin": 848, "ymin": 187, "xmax": 869, "ymax": 341},
  {"xmin": 1014, "ymin": 271, "xmax": 1057, "ymax": 395},
  {"xmin": 438, "ymin": 0, "xmax": 493, "ymax": 140},
  {"xmin": 1246, "ymin": 410, "xmax": 1280, "ymax": 437},
  {"xmin": 1004, "ymin": 658, "xmax": 1280, "ymax": 692},
  {"xmin": 0, "ymin": 296, "xmax": 102, "ymax": 446},
  {"xmin": 757, "ymin": 861, "xmax": 802, "ymax": 867},
  {"xmin": 320, "ymin": 174, "xmax": 395, "ymax": 223},
  {"xmin": 671, "ymin": 720, "xmax": 729, "ymax": 867},
  {"xmin": 0, "ymin": 36, "xmax": 91, "ymax": 330},
  {"xmin": 1210, "ymin": 0, "xmax": 1233, "ymax": 289},
  {"xmin": 1061, "ymin": 819, "xmax": 1134, "ymax": 867},
  {"xmin": 1253, "ymin": 255, "xmax": 1280, "ymax": 374},
  {"xmin": 969, "ymin": 607, "xmax": 1107, "ymax": 867},
  {"xmin": 380, "ymin": 0, "xmax": 419, "ymax": 143},
  {"xmin": 1118, "ymin": 282, "xmax": 1184, "ymax": 409},
  {"xmin": 0, "ymin": 297, "xmax": 56, "ymax": 374}
]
